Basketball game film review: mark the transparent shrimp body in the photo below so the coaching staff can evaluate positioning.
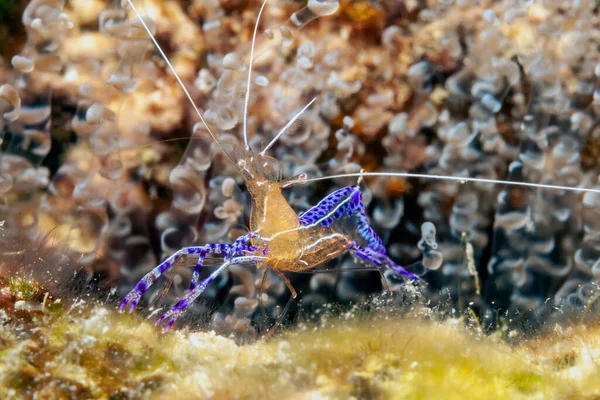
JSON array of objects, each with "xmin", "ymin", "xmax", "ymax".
[{"xmin": 235, "ymin": 149, "xmax": 351, "ymax": 272}]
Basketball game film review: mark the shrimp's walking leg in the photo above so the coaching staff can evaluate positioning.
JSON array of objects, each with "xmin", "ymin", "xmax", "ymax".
[
  {"xmin": 121, "ymin": 233, "xmax": 269, "ymax": 311},
  {"xmin": 258, "ymin": 268, "xmax": 269, "ymax": 318},
  {"xmin": 158, "ymin": 256, "xmax": 267, "ymax": 331},
  {"xmin": 376, "ymin": 264, "xmax": 391, "ymax": 292},
  {"xmin": 300, "ymin": 185, "xmax": 419, "ymax": 281},
  {"xmin": 189, "ymin": 232, "xmax": 269, "ymax": 291},
  {"xmin": 350, "ymin": 242, "xmax": 420, "ymax": 281},
  {"xmin": 120, "ymin": 246, "xmax": 208, "ymax": 311},
  {"xmin": 265, "ymin": 269, "xmax": 297, "ymax": 338}
]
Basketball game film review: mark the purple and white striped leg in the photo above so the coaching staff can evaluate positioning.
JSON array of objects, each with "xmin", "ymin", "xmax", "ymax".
[
  {"xmin": 300, "ymin": 186, "xmax": 418, "ymax": 281},
  {"xmin": 158, "ymin": 255, "xmax": 267, "ymax": 331},
  {"xmin": 299, "ymin": 185, "xmax": 384, "ymax": 252},
  {"xmin": 120, "ymin": 246, "xmax": 209, "ymax": 312},
  {"xmin": 350, "ymin": 241, "xmax": 420, "ymax": 281},
  {"xmin": 121, "ymin": 232, "xmax": 270, "ymax": 312},
  {"xmin": 188, "ymin": 248, "xmax": 207, "ymax": 292},
  {"xmin": 187, "ymin": 243, "xmax": 233, "ymax": 292},
  {"xmin": 188, "ymin": 232, "xmax": 269, "ymax": 291}
]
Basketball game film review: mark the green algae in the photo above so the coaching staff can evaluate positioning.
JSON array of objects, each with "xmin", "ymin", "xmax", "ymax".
[
  {"xmin": 7, "ymin": 277, "xmax": 42, "ymax": 302},
  {"xmin": 1, "ymin": 277, "xmax": 600, "ymax": 399}
]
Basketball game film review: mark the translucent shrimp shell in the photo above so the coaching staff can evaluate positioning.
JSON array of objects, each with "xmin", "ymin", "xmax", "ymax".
[{"xmin": 235, "ymin": 149, "xmax": 349, "ymax": 272}]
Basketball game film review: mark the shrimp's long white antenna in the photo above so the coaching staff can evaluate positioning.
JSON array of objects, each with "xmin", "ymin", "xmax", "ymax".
[
  {"xmin": 244, "ymin": 0, "xmax": 269, "ymax": 151},
  {"xmin": 125, "ymin": 0, "xmax": 235, "ymax": 166},
  {"xmin": 303, "ymin": 172, "xmax": 600, "ymax": 194},
  {"xmin": 260, "ymin": 97, "xmax": 317, "ymax": 156}
]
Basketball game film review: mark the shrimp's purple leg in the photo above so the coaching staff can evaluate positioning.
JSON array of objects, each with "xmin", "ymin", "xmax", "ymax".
[
  {"xmin": 349, "ymin": 241, "xmax": 420, "ymax": 281},
  {"xmin": 120, "ymin": 246, "xmax": 207, "ymax": 311},
  {"xmin": 158, "ymin": 255, "xmax": 267, "ymax": 331},
  {"xmin": 188, "ymin": 249, "xmax": 207, "ymax": 292},
  {"xmin": 189, "ymin": 232, "xmax": 268, "ymax": 291},
  {"xmin": 300, "ymin": 185, "xmax": 419, "ymax": 281},
  {"xmin": 300, "ymin": 185, "xmax": 383, "ymax": 250},
  {"xmin": 121, "ymin": 232, "xmax": 270, "ymax": 312}
]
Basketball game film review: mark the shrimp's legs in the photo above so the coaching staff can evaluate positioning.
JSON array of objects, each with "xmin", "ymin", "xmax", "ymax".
[
  {"xmin": 265, "ymin": 269, "xmax": 297, "ymax": 338},
  {"xmin": 189, "ymin": 232, "xmax": 268, "ymax": 291},
  {"xmin": 299, "ymin": 185, "xmax": 383, "ymax": 251},
  {"xmin": 158, "ymin": 255, "xmax": 267, "ymax": 331},
  {"xmin": 258, "ymin": 268, "xmax": 269, "ymax": 318},
  {"xmin": 349, "ymin": 242, "xmax": 419, "ymax": 281},
  {"xmin": 299, "ymin": 185, "xmax": 419, "ymax": 280},
  {"xmin": 120, "ymin": 232, "xmax": 269, "ymax": 311}
]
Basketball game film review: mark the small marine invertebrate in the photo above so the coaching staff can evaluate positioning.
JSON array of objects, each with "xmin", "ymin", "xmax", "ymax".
[
  {"xmin": 116, "ymin": 0, "xmax": 600, "ymax": 337},
  {"xmin": 120, "ymin": 0, "xmax": 420, "ymax": 334}
]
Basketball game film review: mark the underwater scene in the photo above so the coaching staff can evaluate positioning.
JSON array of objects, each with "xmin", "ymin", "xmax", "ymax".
[{"xmin": 1, "ymin": 0, "xmax": 600, "ymax": 398}]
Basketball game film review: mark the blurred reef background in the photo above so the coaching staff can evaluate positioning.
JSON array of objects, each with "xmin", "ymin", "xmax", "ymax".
[{"xmin": 2, "ymin": 0, "xmax": 600, "ymax": 398}]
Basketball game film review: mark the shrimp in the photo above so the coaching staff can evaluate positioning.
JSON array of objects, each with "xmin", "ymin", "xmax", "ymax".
[
  {"xmin": 119, "ymin": 0, "xmax": 600, "ymax": 335},
  {"xmin": 119, "ymin": 0, "xmax": 421, "ymax": 334}
]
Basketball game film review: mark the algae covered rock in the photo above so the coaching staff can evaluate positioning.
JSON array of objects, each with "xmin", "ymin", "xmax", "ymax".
[{"xmin": 1, "ymin": 277, "xmax": 600, "ymax": 399}]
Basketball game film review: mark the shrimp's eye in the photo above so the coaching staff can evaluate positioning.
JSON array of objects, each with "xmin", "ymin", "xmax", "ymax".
[{"xmin": 258, "ymin": 154, "xmax": 283, "ymax": 182}]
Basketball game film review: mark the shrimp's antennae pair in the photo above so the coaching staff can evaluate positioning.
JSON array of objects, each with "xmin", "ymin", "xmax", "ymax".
[
  {"xmin": 127, "ymin": 0, "xmax": 311, "ymax": 160},
  {"xmin": 243, "ymin": 1, "xmax": 318, "ymax": 155},
  {"xmin": 124, "ymin": 1, "xmax": 597, "ymax": 197}
]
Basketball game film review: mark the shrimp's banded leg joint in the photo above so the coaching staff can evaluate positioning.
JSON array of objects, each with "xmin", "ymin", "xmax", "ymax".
[
  {"xmin": 157, "ymin": 256, "xmax": 268, "ymax": 331},
  {"xmin": 299, "ymin": 185, "xmax": 383, "ymax": 252},
  {"xmin": 299, "ymin": 185, "xmax": 419, "ymax": 281},
  {"xmin": 119, "ymin": 232, "xmax": 270, "ymax": 312}
]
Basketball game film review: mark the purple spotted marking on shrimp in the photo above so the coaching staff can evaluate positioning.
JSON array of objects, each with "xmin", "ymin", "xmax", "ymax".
[
  {"xmin": 299, "ymin": 185, "xmax": 417, "ymax": 280},
  {"xmin": 300, "ymin": 186, "xmax": 384, "ymax": 251},
  {"xmin": 299, "ymin": 186, "xmax": 355, "ymax": 225}
]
